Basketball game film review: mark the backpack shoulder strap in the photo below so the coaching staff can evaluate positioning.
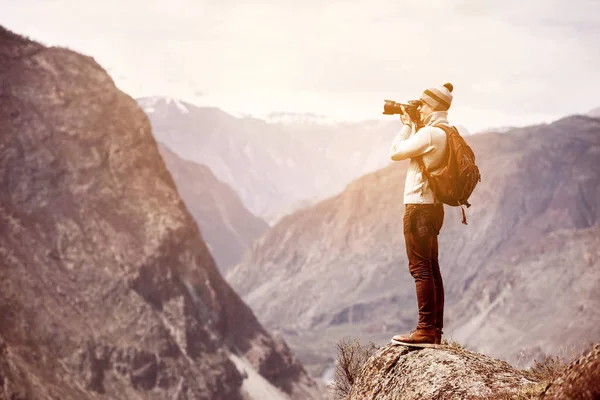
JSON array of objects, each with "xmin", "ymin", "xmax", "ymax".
[
  {"xmin": 416, "ymin": 155, "xmax": 442, "ymax": 205},
  {"xmin": 431, "ymin": 122, "xmax": 454, "ymax": 135},
  {"xmin": 416, "ymin": 156, "xmax": 431, "ymax": 176}
]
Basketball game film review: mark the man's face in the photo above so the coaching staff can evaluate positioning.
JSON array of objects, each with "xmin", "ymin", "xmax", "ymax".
[{"xmin": 419, "ymin": 101, "xmax": 434, "ymax": 120}]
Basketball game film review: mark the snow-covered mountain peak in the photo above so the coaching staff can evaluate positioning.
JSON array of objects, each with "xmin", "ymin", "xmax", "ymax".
[
  {"xmin": 266, "ymin": 111, "xmax": 338, "ymax": 126},
  {"xmin": 137, "ymin": 96, "xmax": 190, "ymax": 114}
]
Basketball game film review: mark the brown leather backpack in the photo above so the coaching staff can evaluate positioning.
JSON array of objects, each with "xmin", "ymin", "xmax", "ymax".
[{"xmin": 418, "ymin": 124, "xmax": 481, "ymax": 225}]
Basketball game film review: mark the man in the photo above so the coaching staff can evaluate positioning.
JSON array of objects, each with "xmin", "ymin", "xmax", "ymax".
[{"xmin": 389, "ymin": 82, "xmax": 454, "ymax": 346}]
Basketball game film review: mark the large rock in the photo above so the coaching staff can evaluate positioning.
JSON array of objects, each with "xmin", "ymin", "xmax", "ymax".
[
  {"xmin": 349, "ymin": 344, "xmax": 536, "ymax": 400},
  {"xmin": 347, "ymin": 343, "xmax": 600, "ymax": 400},
  {"xmin": 540, "ymin": 344, "xmax": 600, "ymax": 400},
  {"xmin": 0, "ymin": 25, "xmax": 321, "ymax": 400}
]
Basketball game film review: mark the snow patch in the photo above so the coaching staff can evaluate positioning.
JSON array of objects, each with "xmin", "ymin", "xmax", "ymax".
[
  {"xmin": 161, "ymin": 97, "xmax": 189, "ymax": 114},
  {"xmin": 144, "ymin": 107, "xmax": 155, "ymax": 113},
  {"xmin": 228, "ymin": 353, "xmax": 290, "ymax": 400},
  {"xmin": 174, "ymin": 99, "xmax": 189, "ymax": 114},
  {"xmin": 266, "ymin": 112, "xmax": 338, "ymax": 126},
  {"xmin": 139, "ymin": 97, "xmax": 159, "ymax": 105}
]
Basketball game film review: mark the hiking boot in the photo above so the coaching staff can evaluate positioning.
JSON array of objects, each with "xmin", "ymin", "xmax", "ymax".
[
  {"xmin": 392, "ymin": 328, "xmax": 436, "ymax": 347},
  {"xmin": 435, "ymin": 328, "xmax": 443, "ymax": 345}
]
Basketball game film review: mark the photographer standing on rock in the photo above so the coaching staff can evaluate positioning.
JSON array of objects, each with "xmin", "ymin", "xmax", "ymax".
[{"xmin": 388, "ymin": 83, "xmax": 455, "ymax": 346}]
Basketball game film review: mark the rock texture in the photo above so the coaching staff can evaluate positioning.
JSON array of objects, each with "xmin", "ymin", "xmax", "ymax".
[
  {"xmin": 540, "ymin": 344, "xmax": 600, "ymax": 400},
  {"xmin": 138, "ymin": 97, "xmax": 400, "ymax": 221},
  {"xmin": 348, "ymin": 344, "xmax": 536, "ymax": 400},
  {"xmin": 345, "ymin": 343, "xmax": 600, "ymax": 400},
  {"xmin": 157, "ymin": 143, "xmax": 269, "ymax": 273},
  {"xmin": 227, "ymin": 115, "xmax": 600, "ymax": 375},
  {"xmin": 0, "ymin": 26, "xmax": 320, "ymax": 400}
]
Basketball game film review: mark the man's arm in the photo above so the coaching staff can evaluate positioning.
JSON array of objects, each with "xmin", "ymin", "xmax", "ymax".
[
  {"xmin": 389, "ymin": 126, "xmax": 435, "ymax": 161},
  {"xmin": 388, "ymin": 124, "xmax": 413, "ymax": 160}
]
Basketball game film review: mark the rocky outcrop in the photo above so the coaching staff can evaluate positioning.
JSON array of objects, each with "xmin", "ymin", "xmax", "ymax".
[
  {"xmin": 347, "ymin": 343, "xmax": 600, "ymax": 400},
  {"xmin": 227, "ymin": 114, "xmax": 600, "ymax": 376},
  {"xmin": 157, "ymin": 143, "xmax": 269, "ymax": 273},
  {"xmin": 540, "ymin": 344, "xmax": 600, "ymax": 400},
  {"xmin": 0, "ymin": 25, "xmax": 320, "ymax": 399},
  {"xmin": 348, "ymin": 344, "xmax": 536, "ymax": 400}
]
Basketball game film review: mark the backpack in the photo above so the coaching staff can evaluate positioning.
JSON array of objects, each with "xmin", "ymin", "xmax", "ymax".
[{"xmin": 417, "ymin": 124, "xmax": 481, "ymax": 225}]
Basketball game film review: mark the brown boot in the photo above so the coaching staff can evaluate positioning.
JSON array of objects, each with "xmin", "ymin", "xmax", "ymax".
[
  {"xmin": 435, "ymin": 328, "xmax": 443, "ymax": 345},
  {"xmin": 392, "ymin": 328, "xmax": 437, "ymax": 348}
]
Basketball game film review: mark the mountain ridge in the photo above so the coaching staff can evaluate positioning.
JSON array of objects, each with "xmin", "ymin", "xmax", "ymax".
[
  {"xmin": 587, "ymin": 107, "xmax": 600, "ymax": 118},
  {"xmin": 138, "ymin": 96, "xmax": 401, "ymax": 221},
  {"xmin": 0, "ymin": 24, "xmax": 321, "ymax": 400}
]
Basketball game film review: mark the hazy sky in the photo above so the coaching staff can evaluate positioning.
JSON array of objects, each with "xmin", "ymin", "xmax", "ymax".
[{"xmin": 2, "ymin": 0, "xmax": 599, "ymax": 131}]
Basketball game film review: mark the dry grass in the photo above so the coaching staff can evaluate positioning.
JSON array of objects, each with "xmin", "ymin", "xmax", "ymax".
[
  {"xmin": 480, "ymin": 355, "xmax": 567, "ymax": 400},
  {"xmin": 524, "ymin": 355, "xmax": 567, "ymax": 383},
  {"xmin": 441, "ymin": 336, "xmax": 466, "ymax": 350},
  {"xmin": 329, "ymin": 338, "xmax": 378, "ymax": 400},
  {"xmin": 480, "ymin": 344, "xmax": 599, "ymax": 400}
]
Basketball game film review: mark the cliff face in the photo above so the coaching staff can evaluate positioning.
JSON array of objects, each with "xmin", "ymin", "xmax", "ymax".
[
  {"xmin": 0, "ymin": 26, "xmax": 320, "ymax": 400},
  {"xmin": 157, "ymin": 143, "xmax": 269, "ymax": 273},
  {"xmin": 227, "ymin": 115, "xmax": 600, "ymax": 375}
]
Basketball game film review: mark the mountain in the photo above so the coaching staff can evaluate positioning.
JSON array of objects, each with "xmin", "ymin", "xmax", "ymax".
[
  {"xmin": 138, "ymin": 97, "xmax": 401, "ymax": 222},
  {"xmin": 157, "ymin": 143, "xmax": 269, "ymax": 273},
  {"xmin": 475, "ymin": 125, "xmax": 516, "ymax": 134},
  {"xmin": 226, "ymin": 114, "xmax": 600, "ymax": 377},
  {"xmin": 0, "ymin": 25, "xmax": 321, "ymax": 400},
  {"xmin": 587, "ymin": 107, "xmax": 600, "ymax": 118},
  {"xmin": 265, "ymin": 111, "xmax": 338, "ymax": 125},
  {"xmin": 138, "ymin": 97, "xmax": 322, "ymax": 221}
]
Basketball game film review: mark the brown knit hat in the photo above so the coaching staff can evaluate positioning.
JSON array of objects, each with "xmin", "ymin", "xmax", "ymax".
[{"xmin": 420, "ymin": 82, "xmax": 454, "ymax": 111}]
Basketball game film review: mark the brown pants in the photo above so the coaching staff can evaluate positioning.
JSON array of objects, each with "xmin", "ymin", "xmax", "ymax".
[{"xmin": 403, "ymin": 203, "xmax": 445, "ymax": 330}]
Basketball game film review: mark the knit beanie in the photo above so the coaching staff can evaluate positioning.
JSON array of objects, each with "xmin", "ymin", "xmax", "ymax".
[{"xmin": 420, "ymin": 82, "xmax": 454, "ymax": 111}]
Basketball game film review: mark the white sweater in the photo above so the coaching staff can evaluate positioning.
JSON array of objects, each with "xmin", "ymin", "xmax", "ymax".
[{"xmin": 389, "ymin": 111, "xmax": 450, "ymax": 204}]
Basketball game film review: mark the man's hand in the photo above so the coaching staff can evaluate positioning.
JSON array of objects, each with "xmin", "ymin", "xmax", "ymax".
[{"xmin": 399, "ymin": 106, "xmax": 412, "ymax": 126}]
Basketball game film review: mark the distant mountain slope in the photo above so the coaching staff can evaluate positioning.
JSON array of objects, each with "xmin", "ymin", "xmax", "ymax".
[
  {"xmin": 227, "ymin": 115, "xmax": 600, "ymax": 374},
  {"xmin": 587, "ymin": 106, "xmax": 600, "ymax": 118},
  {"xmin": 450, "ymin": 222, "xmax": 600, "ymax": 363},
  {"xmin": 157, "ymin": 143, "xmax": 269, "ymax": 273},
  {"xmin": 0, "ymin": 25, "xmax": 321, "ymax": 400},
  {"xmin": 138, "ymin": 97, "xmax": 401, "ymax": 222},
  {"xmin": 138, "ymin": 97, "xmax": 324, "ymax": 220}
]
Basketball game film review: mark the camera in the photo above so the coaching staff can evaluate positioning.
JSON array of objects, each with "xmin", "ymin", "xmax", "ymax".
[{"xmin": 382, "ymin": 99, "xmax": 422, "ymax": 123}]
